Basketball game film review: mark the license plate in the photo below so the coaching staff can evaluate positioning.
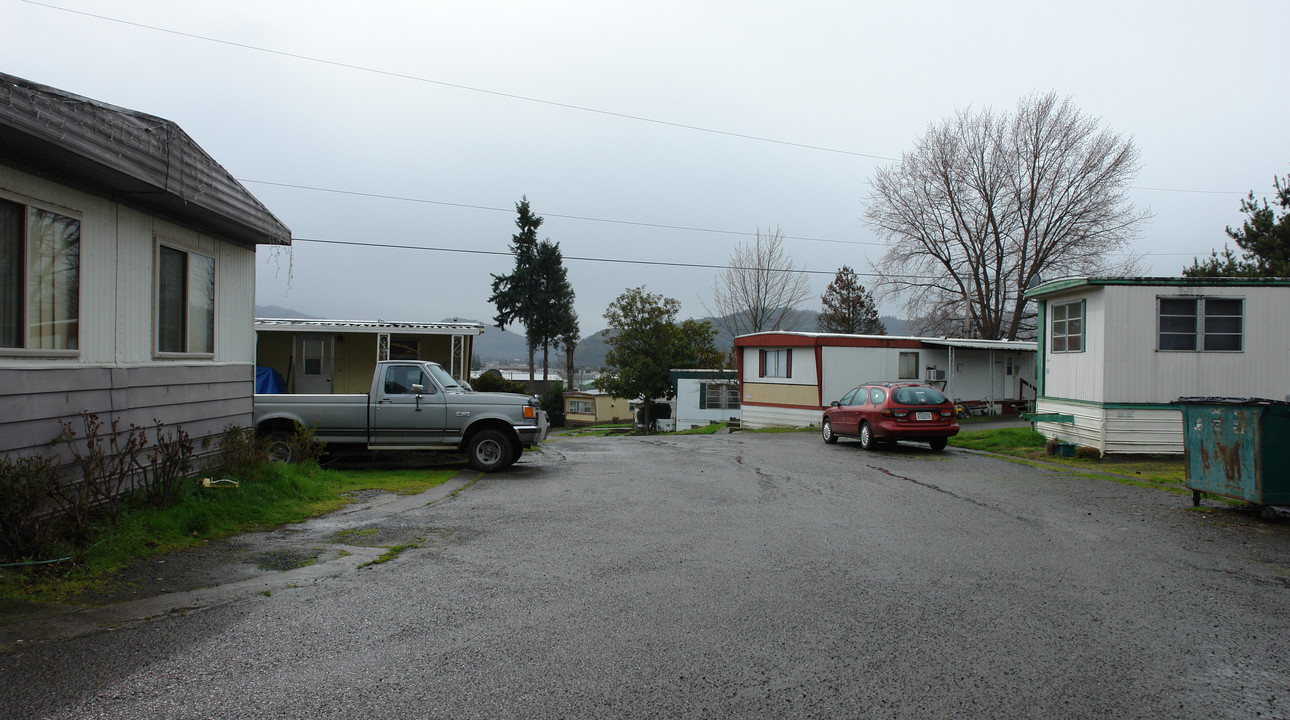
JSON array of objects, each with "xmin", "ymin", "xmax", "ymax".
[{"xmin": 916, "ymin": 411, "xmax": 933, "ymax": 421}]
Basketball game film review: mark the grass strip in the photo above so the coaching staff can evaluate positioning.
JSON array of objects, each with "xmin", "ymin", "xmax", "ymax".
[{"xmin": 1, "ymin": 463, "xmax": 455, "ymax": 603}]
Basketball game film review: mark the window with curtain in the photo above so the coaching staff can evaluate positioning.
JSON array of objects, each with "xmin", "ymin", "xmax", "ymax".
[
  {"xmin": 898, "ymin": 352, "xmax": 919, "ymax": 379},
  {"xmin": 157, "ymin": 243, "xmax": 214, "ymax": 354},
  {"xmin": 1, "ymin": 197, "xmax": 80, "ymax": 351}
]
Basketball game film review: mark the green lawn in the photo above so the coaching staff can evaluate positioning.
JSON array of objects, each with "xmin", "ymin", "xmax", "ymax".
[
  {"xmin": 1, "ymin": 463, "xmax": 456, "ymax": 604},
  {"xmin": 950, "ymin": 427, "xmax": 1187, "ymax": 491}
]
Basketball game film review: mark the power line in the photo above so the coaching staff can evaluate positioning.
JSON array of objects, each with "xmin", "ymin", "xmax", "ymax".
[
  {"xmin": 258, "ymin": 180, "xmax": 1218, "ymax": 259},
  {"xmin": 14, "ymin": 0, "xmax": 1253, "ymax": 196},
  {"xmin": 19, "ymin": 0, "xmax": 893, "ymax": 161},
  {"xmin": 241, "ymin": 179, "xmax": 886, "ymax": 248},
  {"xmin": 292, "ymin": 236, "xmax": 856, "ymax": 277}
]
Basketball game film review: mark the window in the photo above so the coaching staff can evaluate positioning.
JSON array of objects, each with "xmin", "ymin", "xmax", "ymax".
[
  {"xmin": 898, "ymin": 352, "xmax": 919, "ymax": 379},
  {"xmin": 390, "ymin": 337, "xmax": 420, "ymax": 360},
  {"xmin": 1050, "ymin": 300, "xmax": 1084, "ymax": 353},
  {"xmin": 303, "ymin": 339, "xmax": 324, "ymax": 376},
  {"xmin": 1, "ymin": 197, "xmax": 80, "ymax": 350},
  {"xmin": 869, "ymin": 387, "xmax": 886, "ymax": 404},
  {"xmin": 568, "ymin": 399, "xmax": 593, "ymax": 414},
  {"xmin": 839, "ymin": 388, "xmax": 860, "ymax": 406},
  {"xmin": 157, "ymin": 243, "xmax": 214, "ymax": 354},
  {"xmin": 383, "ymin": 365, "xmax": 428, "ymax": 394},
  {"xmin": 1158, "ymin": 296, "xmax": 1243, "ymax": 352},
  {"xmin": 701, "ymin": 382, "xmax": 740, "ymax": 410},
  {"xmin": 760, "ymin": 348, "xmax": 792, "ymax": 378}
]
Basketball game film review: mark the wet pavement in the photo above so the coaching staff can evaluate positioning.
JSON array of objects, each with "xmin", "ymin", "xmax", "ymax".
[{"xmin": 3, "ymin": 431, "xmax": 1289, "ymax": 719}]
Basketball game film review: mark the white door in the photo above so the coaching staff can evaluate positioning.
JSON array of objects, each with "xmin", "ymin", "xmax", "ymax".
[{"xmin": 294, "ymin": 336, "xmax": 333, "ymax": 394}]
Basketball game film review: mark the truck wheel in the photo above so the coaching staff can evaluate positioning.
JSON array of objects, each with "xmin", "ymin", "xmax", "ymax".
[
  {"xmin": 467, "ymin": 429, "xmax": 514, "ymax": 472},
  {"xmin": 264, "ymin": 431, "xmax": 293, "ymax": 463}
]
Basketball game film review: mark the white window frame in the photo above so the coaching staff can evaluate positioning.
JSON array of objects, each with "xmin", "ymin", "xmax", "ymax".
[
  {"xmin": 155, "ymin": 238, "xmax": 216, "ymax": 357},
  {"xmin": 0, "ymin": 193, "xmax": 81, "ymax": 356},
  {"xmin": 761, "ymin": 348, "xmax": 791, "ymax": 378}
]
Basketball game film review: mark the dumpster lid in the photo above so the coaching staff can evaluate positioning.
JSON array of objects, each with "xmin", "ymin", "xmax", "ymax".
[{"xmin": 1173, "ymin": 396, "xmax": 1290, "ymax": 407}]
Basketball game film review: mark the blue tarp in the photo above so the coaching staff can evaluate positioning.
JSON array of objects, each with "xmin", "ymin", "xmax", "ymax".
[{"xmin": 255, "ymin": 367, "xmax": 287, "ymax": 394}]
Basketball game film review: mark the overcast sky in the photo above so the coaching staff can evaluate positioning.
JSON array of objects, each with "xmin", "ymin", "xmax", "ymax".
[{"xmin": 6, "ymin": 1, "xmax": 1288, "ymax": 334}]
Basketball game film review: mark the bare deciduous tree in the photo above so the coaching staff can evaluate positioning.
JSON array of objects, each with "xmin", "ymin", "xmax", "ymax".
[
  {"xmin": 705, "ymin": 226, "xmax": 814, "ymax": 339},
  {"xmin": 865, "ymin": 92, "xmax": 1149, "ymax": 340}
]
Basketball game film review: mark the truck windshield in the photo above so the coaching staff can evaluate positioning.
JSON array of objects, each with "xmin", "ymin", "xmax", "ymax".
[{"xmin": 426, "ymin": 363, "xmax": 465, "ymax": 392}]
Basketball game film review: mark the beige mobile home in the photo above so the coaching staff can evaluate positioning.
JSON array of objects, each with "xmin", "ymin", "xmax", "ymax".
[
  {"xmin": 255, "ymin": 318, "xmax": 483, "ymax": 394},
  {"xmin": 1025, "ymin": 276, "xmax": 1290, "ymax": 454},
  {"xmin": 734, "ymin": 332, "xmax": 1037, "ymax": 429}
]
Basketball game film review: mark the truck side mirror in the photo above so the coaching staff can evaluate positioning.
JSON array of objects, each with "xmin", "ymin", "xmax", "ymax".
[{"xmin": 411, "ymin": 383, "xmax": 425, "ymax": 395}]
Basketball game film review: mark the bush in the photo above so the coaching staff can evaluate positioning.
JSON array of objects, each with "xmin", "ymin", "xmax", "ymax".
[
  {"xmin": 287, "ymin": 422, "xmax": 326, "ymax": 465},
  {"xmin": 1075, "ymin": 445, "xmax": 1102, "ymax": 459},
  {"xmin": 0, "ymin": 453, "xmax": 61, "ymax": 562},
  {"xmin": 52, "ymin": 412, "xmax": 148, "ymax": 544},
  {"xmin": 210, "ymin": 425, "xmax": 270, "ymax": 481},
  {"xmin": 471, "ymin": 372, "xmax": 530, "ymax": 395},
  {"xmin": 139, "ymin": 421, "xmax": 195, "ymax": 508},
  {"xmin": 540, "ymin": 382, "xmax": 566, "ymax": 427}
]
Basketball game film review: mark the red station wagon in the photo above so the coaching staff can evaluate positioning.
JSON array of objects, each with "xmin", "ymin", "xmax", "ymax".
[{"xmin": 821, "ymin": 381, "xmax": 959, "ymax": 451}]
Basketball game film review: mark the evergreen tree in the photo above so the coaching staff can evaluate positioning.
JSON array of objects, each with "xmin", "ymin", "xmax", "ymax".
[
  {"xmin": 1185, "ymin": 173, "xmax": 1290, "ymax": 277},
  {"xmin": 488, "ymin": 197, "xmax": 578, "ymax": 382},
  {"xmin": 817, "ymin": 266, "xmax": 886, "ymax": 335}
]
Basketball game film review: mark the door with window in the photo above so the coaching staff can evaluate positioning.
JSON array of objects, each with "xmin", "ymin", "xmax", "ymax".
[
  {"xmin": 294, "ymin": 335, "xmax": 333, "ymax": 394},
  {"xmin": 370, "ymin": 364, "xmax": 446, "ymax": 445}
]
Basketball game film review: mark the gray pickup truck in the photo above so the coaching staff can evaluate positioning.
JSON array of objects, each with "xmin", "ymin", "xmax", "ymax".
[{"xmin": 253, "ymin": 360, "xmax": 548, "ymax": 472}]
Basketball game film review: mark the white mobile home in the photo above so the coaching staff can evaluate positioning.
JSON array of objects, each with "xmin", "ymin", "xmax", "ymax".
[
  {"xmin": 1024, "ymin": 276, "xmax": 1290, "ymax": 454},
  {"xmin": 669, "ymin": 369, "xmax": 740, "ymax": 430},
  {"xmin": 734, "ymin": 332, "xmax": 1037, "ymax": 429},
  {"xmin": 0, "ymin": 73, "xmax": 291, "ymax": 460}
]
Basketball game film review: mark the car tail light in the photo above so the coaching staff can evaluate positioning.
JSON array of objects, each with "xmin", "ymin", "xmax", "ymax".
[
  {"xmin": 880, "ymin": 409, "xmax": 909, "ymax": 418},
  {"xmin": 523, "ymin": 405, "xmax": 536, "ymax": 419},
  {"xmin": 939, "ymin": 409, "xmax": 954, "ymax": 418}
]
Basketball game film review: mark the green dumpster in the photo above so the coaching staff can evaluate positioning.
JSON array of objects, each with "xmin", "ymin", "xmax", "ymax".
[{"xmin": 1174, "ymin": 397, "xmax": 1290, "ymax": 507}]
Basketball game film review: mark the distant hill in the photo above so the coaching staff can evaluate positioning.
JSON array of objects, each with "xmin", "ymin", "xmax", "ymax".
[
  {"xmin": 256, "ymin": 307, "xmax": 911, "ymax": 370},
  {"xmin": 255, "ymin": 305, "xmax": 316, "ymax": 319}
]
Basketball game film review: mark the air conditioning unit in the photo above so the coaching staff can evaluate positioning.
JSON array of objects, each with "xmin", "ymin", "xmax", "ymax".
[{"xmin": 926, "ymin": 368, "xmax": 946, "ymax": 381}]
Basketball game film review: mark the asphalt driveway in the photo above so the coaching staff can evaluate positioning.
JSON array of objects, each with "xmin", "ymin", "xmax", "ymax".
[{"xmin": 3, "ymin": 431, "xmax": 1288, "ymax": 719}]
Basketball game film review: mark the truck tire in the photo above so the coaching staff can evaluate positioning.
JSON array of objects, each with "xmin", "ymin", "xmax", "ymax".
[
  {"xmin": 265, "ymin": 431, "xmax": 294, "ymax": 463},
  {"xmin": 467, "ymin": 429, "xmax": 515, "ymax": 472}
]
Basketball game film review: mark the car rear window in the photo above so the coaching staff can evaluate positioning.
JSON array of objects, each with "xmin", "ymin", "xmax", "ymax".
[{"xmin": 892, "ymin": 386, "xmax": 948, "ymax": 405}]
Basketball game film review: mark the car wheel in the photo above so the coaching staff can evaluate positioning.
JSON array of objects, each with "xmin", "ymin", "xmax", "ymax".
[
  {"xmin": 929, "ymin": 437, "xmax": 948, "ymax": 451},
  {"xmin": 467, "ymin": 429, "xmax": 515, "ymax": 472},
  {"xmin": 264, "ymin": 431, "xmax": 293, "ymax": 463},
  {"xmin": 822, "ymin": 419, "xmax": 838, "ymax": 444},
  {"xmin": 858, "ymin": 422, "xmax": 875, "ymax": 450}
]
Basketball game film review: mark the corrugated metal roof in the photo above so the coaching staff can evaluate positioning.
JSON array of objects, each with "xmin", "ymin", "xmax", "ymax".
[
  {"xmin": 0, "ymin": 72, "xmax": 291, "ymax": 248},
  {"xmin": 1025, "ymin": 275, "xmax": 1290, "ymax": 299},
  {"xmin": 255, "ymin": 318, "xmax": 486, "ymax": 335},
  {"xmin": 734, "ymin": 331, "xmax": 1035, "ymax": 351},
  {"xmin": 918, "ymin": 338, "xmax": 1037, "ymax": 351}
]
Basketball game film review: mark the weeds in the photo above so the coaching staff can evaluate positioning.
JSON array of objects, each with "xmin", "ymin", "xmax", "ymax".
[
  {"xmin": 139, "ymin": 421, "xmax": 195, "ymax": 508},
  {"xmin": 52, "ymin": 413, "xmax": 149, "ymax": 541}
]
